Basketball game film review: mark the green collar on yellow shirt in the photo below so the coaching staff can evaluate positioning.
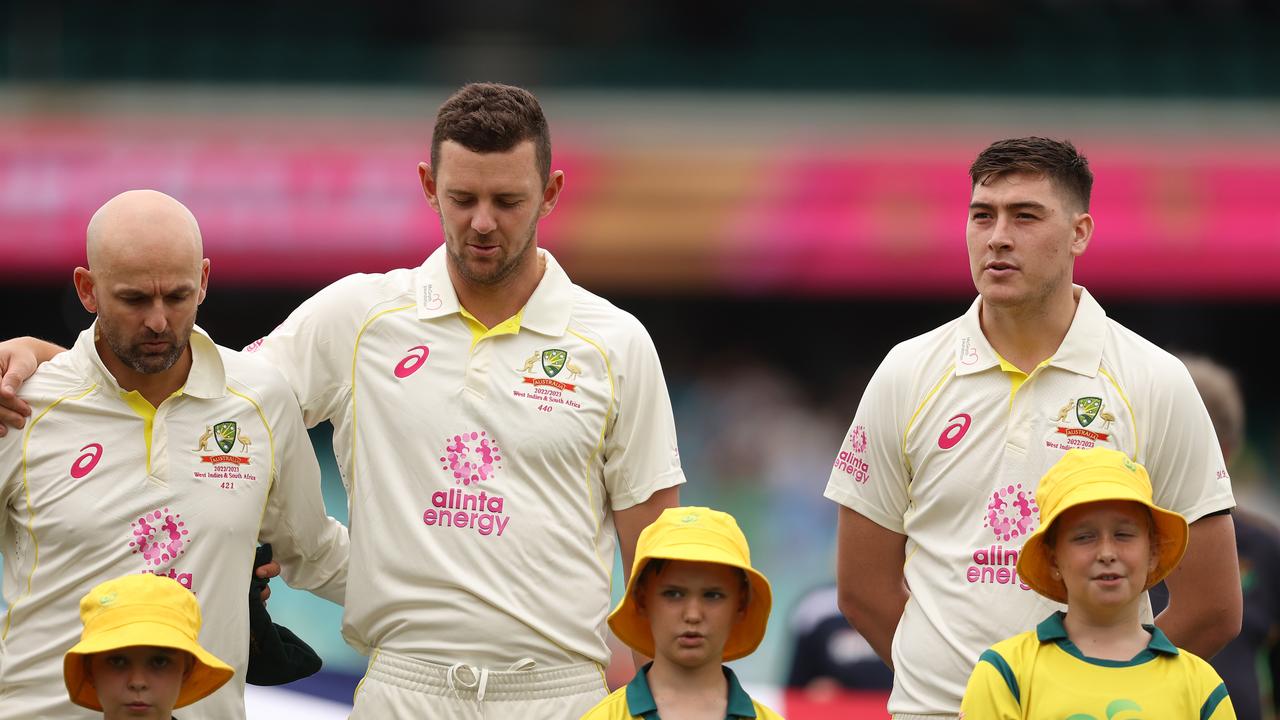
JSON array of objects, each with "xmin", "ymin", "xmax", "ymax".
[{"xmin": 625, "ymin": 662, "xmax": 758, "ymax": 719}]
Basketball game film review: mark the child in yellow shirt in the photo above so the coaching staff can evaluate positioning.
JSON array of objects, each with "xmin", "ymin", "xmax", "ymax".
[
  {"xmin": 961, "ymin": 448, "xmax": 1235, "ymax": 719},
  {"xmin": 581, "ymin": 506, "xmax": 785, "ymax": 720},
  {"xmin": 63, "ymin": 573, "xmax": 233, "ymax": 720}
]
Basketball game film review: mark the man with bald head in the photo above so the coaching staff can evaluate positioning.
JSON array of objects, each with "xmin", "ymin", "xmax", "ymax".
[{"xmin": 0, "ymin": 190, "xmax": 349, "ymax": 719}]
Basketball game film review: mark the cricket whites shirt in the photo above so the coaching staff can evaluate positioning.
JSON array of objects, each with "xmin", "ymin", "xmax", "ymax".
[
  {"xmin": 823, "ymin": 286, "xmax": 1234, "ymax": 718},
  {"xmin": 0, "ymin": 325, "xmax": 349, "ymax": 720},
  {"xmin": 250, "ymin": 246, "xmax": 685, "ymax": 668}
]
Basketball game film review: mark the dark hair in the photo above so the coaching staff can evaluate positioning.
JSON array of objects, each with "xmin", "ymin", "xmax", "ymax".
[
  {"xmin": 430, "ymin": 82, "xmax": 552, "ymax": 183},
  {"xmin": 969, "ymin": 137, "xmax": 1093, "ymax": 211},
  {"xmin": 634, "ymin": 558, "xmax": 751, "ymax": 607}
]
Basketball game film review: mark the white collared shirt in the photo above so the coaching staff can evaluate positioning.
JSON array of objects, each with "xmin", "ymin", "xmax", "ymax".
[
  {"xmin": 250, "ymin": 246, "xmax": 685, "ymax": 667},
  {"xmin": 0, "ymin": 324, "xmax": 348, "ymax": 720},
  {"xmin": 823, "ymin": 286, "xmax": 1233, "ymax": 717}
]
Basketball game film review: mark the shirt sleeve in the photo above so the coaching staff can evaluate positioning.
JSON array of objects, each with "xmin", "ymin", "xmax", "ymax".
[
  {"xmin": 602, "ymin": 321, "xmax": 685, "ymax": 511},
  {"xmin": 959, "ymin": 649, "xmax": 1022, "ymax": 720},
  {"xmin": 1195, "ymin": 659, "xmax": 1236, "ymax": 720},
  {"xmin": 246, "ymin": 277, "xmax": 364, "ymax": 429},
  {"xmin": 0, "ymin": 427, "xmax": 20, "ymax": 562},
  {"xmin": 823, "ymin": 348, "xmax": 912, "ymax": 534},
  {"xmin": 1138, "ymin": 355, "xmax": 1235, "ymax": 522},
  {"xmin": 255, "ymin": 376, "xmax": 349, "ymax": 605}
]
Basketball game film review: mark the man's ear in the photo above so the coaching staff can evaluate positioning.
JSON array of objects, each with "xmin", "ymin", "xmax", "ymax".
[
  {"xmin": 73, "ymin": 267, "xmax": 98, "ymax": 314},
  {"xmin": 419, "ymin": 163, "xmax": 441, "ymax": 214}
]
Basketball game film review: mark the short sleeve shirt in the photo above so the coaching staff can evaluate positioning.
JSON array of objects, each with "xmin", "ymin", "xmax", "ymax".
[
  {"xmin": 0, "ymin": 325, "xmax": 348, "ymax": 720},
  {"xmin": 249, "ymin": 247, "xmax": 685, "ymax": 667},
  {"xmin": 961, "ymin": 612, "xmax": 1235, "ymax": 719},
  {"xmin": 823, "ymin": 287, "xmax": 1234, "ymax": 716},
  {"xmin": 580, "ymin": 664, "xmax": 785, "ymax": 720}
]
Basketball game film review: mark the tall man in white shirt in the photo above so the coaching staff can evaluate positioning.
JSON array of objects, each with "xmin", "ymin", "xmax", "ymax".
[
  {"xmin": 0, "ymin": 190, "xmax": 349, "ymax": 719},
  {"xmin": 823, "ymin": 137, "xmax": 1241, "ymax": 719},
  {"xmin": 0, "ymin": 83, "xmax": 684, "ymax": 718}
]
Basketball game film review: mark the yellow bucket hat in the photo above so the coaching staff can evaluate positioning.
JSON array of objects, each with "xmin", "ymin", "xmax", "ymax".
[
  {"xmin": 1016, "ymin": 448, "xmax": 1189, "ymax": 604},
  {"xmin": 64, "ymin": 573, "xmax": 234, "ymax": 711},
  {"xmin": 608, "ymin": 506, "xmax": 772, "ymax": 661}
]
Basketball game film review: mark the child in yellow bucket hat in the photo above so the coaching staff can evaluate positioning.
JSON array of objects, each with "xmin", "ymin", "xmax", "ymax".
[
  {"xmin": 64, "ymin": 573, "xmax": 234, "ymax": 720},
  {"xmin": 580, "ymin": 506, "xmax": 784, "ymax": 720},
  {"xmin": 960, "ymin": 448, "xmax": 1235, "ymax": 719}
]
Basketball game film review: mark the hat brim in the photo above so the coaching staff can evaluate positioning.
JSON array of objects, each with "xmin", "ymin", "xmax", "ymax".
[
  {"xmin": 64, "ymin": 621, "xmax": 234, "ymax": 710},
  {"xmin": 608, "ymin": 543, "xmax": 772, "ymax": 662},
  {"xmin": 1016, "ymin": 480, "xmax": 1189, "ymax": 604}
]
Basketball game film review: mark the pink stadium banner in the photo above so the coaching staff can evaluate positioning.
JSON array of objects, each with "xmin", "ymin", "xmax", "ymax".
[{"xmin": 2, "ymin": 118, "xmax": 1278, "ymax": 297}]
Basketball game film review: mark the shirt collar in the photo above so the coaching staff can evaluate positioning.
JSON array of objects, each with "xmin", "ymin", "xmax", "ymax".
[
  {"xmin": 414, "ymin": 245, "xmax": 574, "ymax": 337},
  {"xmin": 1036, "ymin": 611, "xmax": 1179, "ymax": 657},
  {"xmin": 954, "ymin": 285, "xmax": 1106, "ymax": 378},
  {"xmin": 625, "ymin": 663, "xmax": 758, "ymax": 719},
  {"xmin": 70, "ymin": 321, "xmax": 226, "ymax": 400}
]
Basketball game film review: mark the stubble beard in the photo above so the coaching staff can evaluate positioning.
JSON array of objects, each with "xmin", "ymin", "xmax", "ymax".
[
  {"xmin": 101, "ymin": 319, "xmax": 192, "ymax": 375},
  {"xmin": 445, "ymin": 216, "xmax": 539, "ymax": 289}
]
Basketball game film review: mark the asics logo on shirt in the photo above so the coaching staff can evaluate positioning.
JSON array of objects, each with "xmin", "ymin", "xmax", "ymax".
[
  {"xmin": 938, "ymin": 413, "xmax": 972, "ymax": 450},
  {"xmin": 70, "ymin": 443, "xmax": 104, "ymax": 479},
  {"xmin": 394, "ymin": 344, "xmax": 431, "ymax": 378}
]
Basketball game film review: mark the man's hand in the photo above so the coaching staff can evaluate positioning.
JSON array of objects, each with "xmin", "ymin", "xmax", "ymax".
[
  {"xmin": 255, "ymin": 558, "xmax": 282, "ymax": 603},
  {"xmin": 0, "ymin": 337, "xmax": 66, "ymax": 436},
  {"xmin": 0, "ymin": 339, "xmax": 39, "ymax": 435}
]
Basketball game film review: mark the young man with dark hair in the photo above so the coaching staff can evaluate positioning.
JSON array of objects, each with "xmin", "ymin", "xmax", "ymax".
[
  {"xmin": 824, "ymin": 136, "xmax": 1240, "ymax": 719},
  {"xmin": 0, "ymin": 82, "xmax": 684, "ymax": 718}
]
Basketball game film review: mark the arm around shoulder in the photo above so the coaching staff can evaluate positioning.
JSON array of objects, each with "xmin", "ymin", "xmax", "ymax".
[
  {"xmin": 253, "ymin": 367, "xmax": 350, "ymax": 605},
  {"xmin": 0, "ymin": 336, "xmax": 67, "ymax": 432}
]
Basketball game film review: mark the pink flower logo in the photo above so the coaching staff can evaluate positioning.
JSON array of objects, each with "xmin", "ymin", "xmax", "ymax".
[
  {"xmin": 984, "ymin": 483, "xmax": 1038, "ymax": 541},
  {"xmin": 129, "ymin": 508, "xmax": 190, "ymax": 567},
  {"xmin": 440, "ymin": 431, "xmax": 502, "ymax": 486},
  {"xmin": 849, "ymin": 425, "xmax": 868, "ymax": 454}
]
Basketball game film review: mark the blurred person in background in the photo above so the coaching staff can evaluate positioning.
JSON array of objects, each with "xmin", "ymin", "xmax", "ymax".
[
  {"xmin": 784, "ymin": 583, "xmax": 893, "ymax": 694},
  {"xmin": 823, "ymin": 137, "xmax": 1240, "ymax": 720},
  {"xmin": 0, "ymin": 190, "xmax": 348, "ymax": 720},
  {"xmin": 1169, "ymin": 354, "xmax": 1279, "ymax": 720},
  {"xmin": 0, "ymin": 82, "xmax": 684, "ymax": 719}
]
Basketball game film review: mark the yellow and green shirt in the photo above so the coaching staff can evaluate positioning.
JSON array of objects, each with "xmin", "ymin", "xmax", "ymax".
[
  {"xmin": 581, "ymin": 663, "xmax": 785, "ymax": 720},
  {"xmin": 961, "ymin": 612, "xmax": 1235, "ymax": 719}
]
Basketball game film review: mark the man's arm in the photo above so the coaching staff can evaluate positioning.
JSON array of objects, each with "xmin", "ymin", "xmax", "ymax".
[
  {"xmin": 256, "ymin": 375, "xmax": 350, "ymax": 605},
  {"xmin": 836, "ymin": 505, "xmax": 908, "ymax": 669},
  {"xmin": 614, "ymin": 484, "xmax": 680, "ymax": 668},
  {"xmin": 1155, "ymin": 513, "xmax": 1241, "ymax": 658},
  {"xmin": 0, "ymin": 337, "xmax": 66, "ymax": 433}
]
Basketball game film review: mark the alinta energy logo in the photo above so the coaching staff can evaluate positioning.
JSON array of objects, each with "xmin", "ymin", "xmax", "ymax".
[
  {"xmin": 427, "ymin": 431, "xmax": 511, "ymax": 537},
  {"xmin": 967, "ymin": 482, "xmax": 1038, "ymax": 590},
  {"xmin": 440, "ymin": 431, "xmax": 502, "ymax": 485},
  {"xmin": 833, "ymin": 424, "xmax": 870, "ymax": 484},
  {"xmin": 130, "ymin": 507, "xmax": 195, "ymax": 590}
]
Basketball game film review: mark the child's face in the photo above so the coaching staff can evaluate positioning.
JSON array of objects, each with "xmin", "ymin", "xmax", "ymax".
[
  {"xmin": 88, "ymin": 646, "xmax": 190, "ymax": 720},
  {"xmin": 638, "ymin": 559, "xmax": 747, "ymax": 670},
  {"xmin": 1050, "ymin": 500, "xmax": 1158, "ymax": 616}
]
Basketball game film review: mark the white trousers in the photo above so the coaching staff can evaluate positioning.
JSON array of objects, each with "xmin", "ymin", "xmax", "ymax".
[{"xmin": 349, "ymin": 649, "xmax": 609, "ymax": 720}]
